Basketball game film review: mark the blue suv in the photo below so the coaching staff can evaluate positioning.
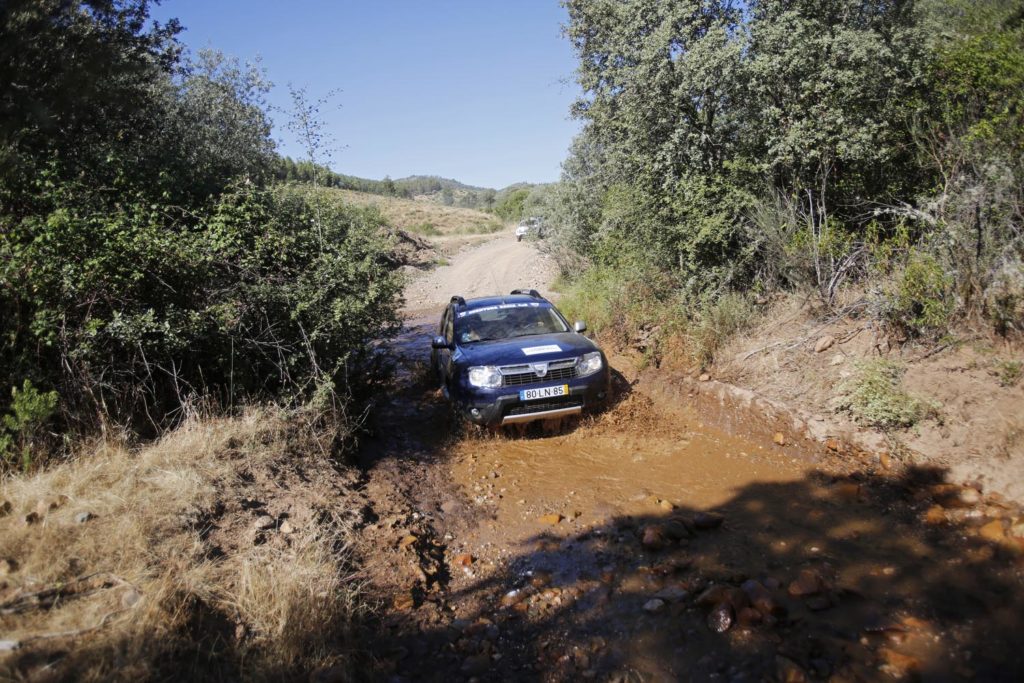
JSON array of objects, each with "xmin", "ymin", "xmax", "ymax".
[{"xmin": 430, "ymin": 290, "xmax": 610, "ymax": 427}]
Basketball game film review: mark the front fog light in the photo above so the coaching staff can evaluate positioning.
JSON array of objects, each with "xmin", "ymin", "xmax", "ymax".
[
  {"xmin": 468, "ymin": 366, "xmax": 503, "ymax": 388},
  {"xmin": 578, "ymin": 352, "xmax": 603, "ymax": 376}
]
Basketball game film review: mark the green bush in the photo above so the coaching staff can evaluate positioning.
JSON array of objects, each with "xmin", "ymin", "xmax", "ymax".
[
  {"xmin": 1, "ymin": 184, "xmax": 401, "ymax": 432},
  {"xmin": 556, "ymin": 262, "xmax": 676, "ymax": 340},
  {"xmin": 834, "ymin": 359, "xmax": 936, "ymax": 429},
  {"xmin": 493, "ymin": 188, "xmax": 529, "ymax": 222},
  {"xmin": 0, "ymin": 380, "xmax": 58, "ymax": 471},
  {"xmin": 690, "ymin": 293, "xmax": 754, "ymax": 369},
  {"xmin": 985, "ymin": 258, "xmax": 1024, "ymax": 336},
  {"xmin": 883, "ymin": 251, "xmax": 955, "ymax": 337}
]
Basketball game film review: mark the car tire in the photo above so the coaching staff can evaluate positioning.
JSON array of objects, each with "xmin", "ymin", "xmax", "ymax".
[{"xmin": 516, "ymin": 235, "xmax": 522, "ymax": 242}]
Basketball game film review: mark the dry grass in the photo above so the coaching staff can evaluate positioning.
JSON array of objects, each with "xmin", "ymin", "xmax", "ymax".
[
  {"xmin": 0, "ymin": 410, "xmax": 366, "ymax": 682},
  {"xmin": 334, "ymin": 189, "xmax": 503, "ymax": 236}
]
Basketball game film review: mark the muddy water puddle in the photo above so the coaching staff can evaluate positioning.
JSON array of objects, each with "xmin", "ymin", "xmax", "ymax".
[
  {"xmin": 365, "ymin": 321, "xmax": 1024, "ymax": 682},
  {"xmin": 431, "ymin": 395, "xmax": 1024, "ymax": 681},
  {"xmin": 450, "ymin": 400, "xmax": 809, "ymax": 558}
]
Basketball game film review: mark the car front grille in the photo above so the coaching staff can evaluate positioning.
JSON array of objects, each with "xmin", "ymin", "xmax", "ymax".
[
  {"xmin": 500, "ymin": 358, "xmax": 579, "ymax": 387},
  {"xmin": 504, "ymin": 396, "xmax": 583, "ymax": 417}
]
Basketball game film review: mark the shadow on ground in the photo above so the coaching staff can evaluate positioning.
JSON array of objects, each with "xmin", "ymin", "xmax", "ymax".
[{"xmin": 375, "ymin": 465, "xmax": 1024, "ymax": 682}]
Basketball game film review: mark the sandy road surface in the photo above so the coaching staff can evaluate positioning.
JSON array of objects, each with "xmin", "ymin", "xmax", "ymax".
[{"xmin": 402, "ymin": 233, "xmax": 559, "ymax": 315}]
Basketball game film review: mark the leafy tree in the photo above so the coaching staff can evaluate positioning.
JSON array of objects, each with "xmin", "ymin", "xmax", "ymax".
[
  {"xmin": 0, "ymin": 0, "xmax": 403, "ymax": 442},
  {"xmin": 741, "ymin": 0, "xmax": 927, "ymax": 211},
  {"xmin": 0, "ymin": 0, "xmax": 181, "ymax": 212},
  {"xmin": 494, "ymin": 188, "xmax": 530, "ymax": 221},
  {"xmin": 479, "ymin": 188, "xmax": 497, "ymax": 210},
  {"xmin": 558, "ymin": 0, "xmax": 931, "ymax": 289},
  {"xmin": 163, "ymin": 49, "xmax": 276, "ymax": 195}
]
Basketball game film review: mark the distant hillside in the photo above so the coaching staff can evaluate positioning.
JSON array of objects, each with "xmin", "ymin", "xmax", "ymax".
[
  {"xmin": 393, "ymin": 175, "xmax": 488, "ymax": 193},
  {"xmin": 274, "ymin": 157, "xmax": 504, "ymax": 210},
  {"xmin": 328, "ymin": 187, "xmax": 504, "ymax": 237}
]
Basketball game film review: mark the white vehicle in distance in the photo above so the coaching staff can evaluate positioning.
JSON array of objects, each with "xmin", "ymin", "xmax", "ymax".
[{"xmin": 515, "ymin": 216, "xmax": 544, "ymax": 242}]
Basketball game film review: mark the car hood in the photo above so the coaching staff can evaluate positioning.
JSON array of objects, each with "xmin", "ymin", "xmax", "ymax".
[{"xmin": 454, "ymin": 332, "xmax": 600, "ymax": 367}]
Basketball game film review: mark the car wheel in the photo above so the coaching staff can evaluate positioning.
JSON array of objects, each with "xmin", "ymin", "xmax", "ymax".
[{"xmin": 516, "ymin": 235, "xmax": 522, "ymax": 242}]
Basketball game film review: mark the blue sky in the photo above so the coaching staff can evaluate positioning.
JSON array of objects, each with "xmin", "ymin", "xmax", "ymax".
[{"xmin": 151, "ymin": 1, "xmax": 581, "ymax": 189}]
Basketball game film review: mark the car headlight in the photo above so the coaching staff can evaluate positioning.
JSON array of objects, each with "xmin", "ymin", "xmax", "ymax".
[
  {"xmin": 468, "ymin": 366, "xmax": 503, "ymax": 388},
  {"xmin": 578, "ymin": 351, "xmax": 603, "ymax": 376}
]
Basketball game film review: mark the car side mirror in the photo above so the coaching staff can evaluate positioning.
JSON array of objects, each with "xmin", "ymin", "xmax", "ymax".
[
  {"xmin": 431, "ymin": 336, "xmax": 451, "ymax": 350},
  {"xmin": 574, "ymin": 321, "xmax": 587, "ymax": 333}
]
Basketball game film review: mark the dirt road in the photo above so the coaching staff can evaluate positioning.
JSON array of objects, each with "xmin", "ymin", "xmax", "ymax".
[
  {"xmin": 402, "ymin": 233, "xmax": 559, "ymax": 314},
  {"xmin": 354, "ymin": 233, "xmax": 1024, "ymax": 682}
]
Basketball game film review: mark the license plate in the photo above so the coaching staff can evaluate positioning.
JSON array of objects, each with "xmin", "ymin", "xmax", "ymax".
[{"xmin": 519, "ymin": 385, "xmax": 568, "ymax": 401}]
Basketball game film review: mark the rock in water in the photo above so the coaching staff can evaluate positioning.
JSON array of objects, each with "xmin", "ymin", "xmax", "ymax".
[
  {"xmin": 693, "ymin": 512, "xmax": 723, "ymax": 530},
  {"xmin": 641, "ymin": 525, "xmax": 667, "ymax": 550},
  {"xmin": 461, "ymin": 654, "xmax": 491, "ymax": 675},
  {"xmin": 979, "ymin": 520, "xmax": 1005, "ymax": 543},
  {"xmin": 653, "ymin": 585, "xmax": 689, "ymax": 603},
  {"xmin": 741, "ymin": 579, "xmax": 777, "ymax": 615},
  {"xmin": 788, "ymin": 569, "xmax": 823, "ymax": 597},
  {"xmin": 776, "ymin": 655, "xmax": 809, "ymax": 683},
  {"xmin": 664, "ymin": 519, "xmax": 692, "ymax": 540},
  {"xmin": 643, "ymin": 598, "xmax": 665, "ymax": 613},
  {"xmin": 706, "ymin": 602, "xmax": 735, "ymax": 632},
  {"xmin": 924, "ymin": 506, "xmax": 946, "ymax": 525},
  {"xmin": 737, "ymin": 606, "xmax": 763, "ymax": 627},
  {"xmin": 696, "ymin": 585, "xmax": 730, "ymax": 607},
  {"xmin": 958, "ymin": 487, "xmax": 981, "ymax": 506}
]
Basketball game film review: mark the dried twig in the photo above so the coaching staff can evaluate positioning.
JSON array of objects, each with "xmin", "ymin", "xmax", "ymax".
[
  {"xmin": 1, "ymin": 607, "xmax": 133, "ymax": 651},
  {"xmin": 739, "ymin": 302, "xmax": 868, "ymax": 361},
  {"xmin": 0, "ymin": 572, "xmax": 134, "ymax": 616}
]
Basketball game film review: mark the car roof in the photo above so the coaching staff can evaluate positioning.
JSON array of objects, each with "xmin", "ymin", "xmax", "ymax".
[{"xmin": 461, "ymin": 294, "xmax": 551, "ymax": 310}]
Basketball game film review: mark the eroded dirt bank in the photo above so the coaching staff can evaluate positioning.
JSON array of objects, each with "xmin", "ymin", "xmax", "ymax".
[{"xmin": 351, "ymin": 240, "xmax": 1024, "ymax": 681}]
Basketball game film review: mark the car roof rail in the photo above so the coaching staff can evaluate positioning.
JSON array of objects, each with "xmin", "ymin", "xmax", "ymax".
[
  {"xmin": 450, "ymin": 295, "xmax": 466, "ymax": 307},
  {"xmin": 510, "ymin": 289, "xmax": 542, "ymax": 299}
]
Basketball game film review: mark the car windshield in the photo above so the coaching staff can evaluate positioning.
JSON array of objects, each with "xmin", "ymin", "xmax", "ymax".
[{"xmin": 455, "ymin": 304, "xmax": 568, "ymax": 343}]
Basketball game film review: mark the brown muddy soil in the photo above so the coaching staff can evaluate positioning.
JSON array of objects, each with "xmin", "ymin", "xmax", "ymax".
[
  {"xmin": 352, "ymin": 319, "xmax": 1024, "ymax": 682},
  {"xmin": 713, "ymin": 295, "xmax": 1024, "ymax": 504}
]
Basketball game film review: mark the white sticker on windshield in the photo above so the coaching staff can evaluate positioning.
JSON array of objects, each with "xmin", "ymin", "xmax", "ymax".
[{"xmin": 522, "ymin": 345, "xmax": 562, "ymax": 356}]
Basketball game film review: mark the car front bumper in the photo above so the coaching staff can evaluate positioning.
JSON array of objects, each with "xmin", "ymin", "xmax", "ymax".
[{"xmin": 456, "ymin": 370, "xmax": 610, "ymax": 427}]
